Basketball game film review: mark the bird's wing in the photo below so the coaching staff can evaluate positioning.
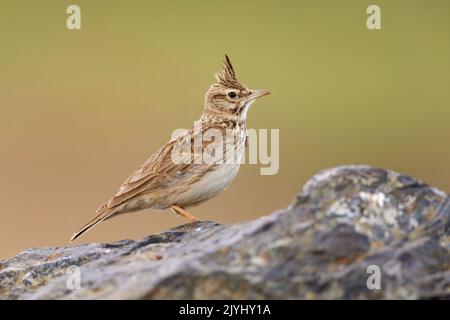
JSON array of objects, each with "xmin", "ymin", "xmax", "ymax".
[{"xmin": 97, "ymin": 128, "xmax": 209, "ymax": 213}]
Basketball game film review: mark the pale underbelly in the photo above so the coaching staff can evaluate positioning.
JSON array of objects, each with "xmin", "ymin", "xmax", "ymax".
[{"xmin": 172, "ymin": 163, "xmax": 241, "ymax": 208}]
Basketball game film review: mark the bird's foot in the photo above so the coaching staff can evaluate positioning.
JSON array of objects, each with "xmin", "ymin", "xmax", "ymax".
[{"xmin": 170, "ymin": 205, "xmax": 201, "ymax": 223}]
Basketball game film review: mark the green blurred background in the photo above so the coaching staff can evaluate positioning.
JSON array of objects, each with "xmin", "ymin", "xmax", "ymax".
[{"xmin": 0, "ymin": 1, "xmax": 449, "ymax": 259}]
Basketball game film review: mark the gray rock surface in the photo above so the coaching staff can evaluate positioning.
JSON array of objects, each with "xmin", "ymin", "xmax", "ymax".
[{"xmin": 1, "ymin": 165, "xmax": 449, "ymax": 299}]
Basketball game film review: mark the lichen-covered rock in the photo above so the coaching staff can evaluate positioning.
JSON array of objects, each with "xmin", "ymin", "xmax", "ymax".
[{"xmin": 0, "ymin": 165, "xmax": 449, "ymax": 299}]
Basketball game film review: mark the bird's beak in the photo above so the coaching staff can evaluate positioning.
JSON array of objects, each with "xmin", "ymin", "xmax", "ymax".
[{"xmin": 246, "ymin": 89, "xmax": 271, "ymax": 102}]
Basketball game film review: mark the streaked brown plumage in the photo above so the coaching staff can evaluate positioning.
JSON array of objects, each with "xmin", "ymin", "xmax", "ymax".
[{"xmin": 71, "ymin": 55, "xmax": 270, "ymax": 241}]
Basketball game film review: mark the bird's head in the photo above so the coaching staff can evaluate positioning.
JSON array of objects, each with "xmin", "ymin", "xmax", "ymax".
[{"xmin": 203, "ymin": 55, "xmax": 270, "ymax": 120}]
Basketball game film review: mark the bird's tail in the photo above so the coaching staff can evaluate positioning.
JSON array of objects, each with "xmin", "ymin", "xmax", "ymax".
[{"xmin": 70, "ymin": 206, "xmax": 118, "ymax": 241}]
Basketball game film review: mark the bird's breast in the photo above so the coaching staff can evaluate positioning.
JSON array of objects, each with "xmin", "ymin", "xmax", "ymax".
[{"xmin": 167, "ymin": 123, "xmax": 247, "ymax": 208}]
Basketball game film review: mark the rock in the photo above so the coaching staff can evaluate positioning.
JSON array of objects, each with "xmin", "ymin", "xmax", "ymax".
[{"xmin": 0, "ymin": 165, "xmax": 449, "ymax": 299}]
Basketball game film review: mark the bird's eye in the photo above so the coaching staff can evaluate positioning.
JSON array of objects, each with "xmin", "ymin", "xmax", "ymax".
[{"xmin": 227, "ymin": 92, "xmax": 237, "ymax": 99}]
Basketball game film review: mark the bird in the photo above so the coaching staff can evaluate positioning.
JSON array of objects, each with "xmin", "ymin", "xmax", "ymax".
[{"xmin": 70, "ymin": 55, "xmax": 271, "ymax": 241}]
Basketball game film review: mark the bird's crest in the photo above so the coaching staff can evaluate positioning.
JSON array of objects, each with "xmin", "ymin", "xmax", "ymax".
[{"xmin": 215, "ymin": 55, "xmax": 246, "ymax": 90}]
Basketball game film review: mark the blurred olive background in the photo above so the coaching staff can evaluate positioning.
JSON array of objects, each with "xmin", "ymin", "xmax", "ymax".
[{"xmin": 0, "ymin": 1, "xmax": 449, "ymax": 259}]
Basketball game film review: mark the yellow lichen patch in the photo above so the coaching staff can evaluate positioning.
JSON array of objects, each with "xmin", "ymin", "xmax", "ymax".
[
  {"xmin": 370, "ymin": 241, "xmax": 385, "ymax": 251},
  {"xmin": 218, "ymin": 247, "xmax": 231, "ymax": 254},
  {"xmin": 426, "ymin": 207, "xmax": 436, "ymax": 221},
  {"xmin": 44, "ymin": 252, "xmax": 63, "ymax": 262},
  {"xmin": 333, "ymin": 252, "xmax": 367, "ymax": 265},
  {"xmin": 392, "ymin": 227, "xmax": 403, "ymax": 239},
  {"xmin": 305, "ymin": 291, "xmax": 317, "ymax": 300}
]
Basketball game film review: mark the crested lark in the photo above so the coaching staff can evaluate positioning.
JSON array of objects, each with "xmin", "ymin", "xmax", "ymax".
[{"xmin": 71, "ymin": 55, "xmax": 270, "ymax": 241}]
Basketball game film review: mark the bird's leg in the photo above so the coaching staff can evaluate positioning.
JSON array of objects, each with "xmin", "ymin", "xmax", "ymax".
[{"xmin": 170, "ymin": 205, "xmax": 201, "ymax": 222}]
